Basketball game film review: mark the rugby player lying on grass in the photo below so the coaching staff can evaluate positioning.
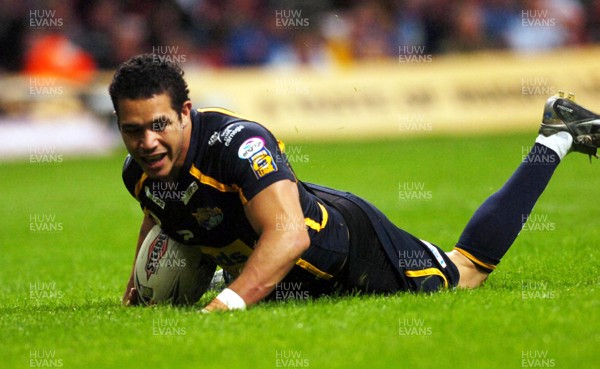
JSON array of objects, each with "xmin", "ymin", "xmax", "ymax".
[{"xmin": 109, "ymin": 54, "xmax": 600, "ymax": 312}]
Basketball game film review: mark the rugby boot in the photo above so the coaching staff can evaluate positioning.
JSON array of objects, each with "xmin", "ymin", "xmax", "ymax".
[{"xmin": 539, "ymin": 91, "xmax": 600, "ymax": 160}]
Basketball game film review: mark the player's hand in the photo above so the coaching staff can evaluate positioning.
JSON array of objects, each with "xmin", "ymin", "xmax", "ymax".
[
  {"xmin": 202, "ymin": 288, "xmax": 247, "ymax": 312},
  {"xmin": 201, "ymin": 298, "xmax": 229, "ymax": 313},
  {"xmin": 122, "ymin": 278, "xmax": 140, "ymax": 306}
]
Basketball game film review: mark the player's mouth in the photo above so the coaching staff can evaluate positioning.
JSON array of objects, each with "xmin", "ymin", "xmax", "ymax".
[{"xmin": 140, "ymin": 153, "xmax": 167, "ymax": 170}]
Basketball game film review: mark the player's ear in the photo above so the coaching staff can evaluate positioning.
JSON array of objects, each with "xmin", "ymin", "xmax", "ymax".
[{"xmin": 180, "ymin": 100, "xmax": 192, "ymax": 127}]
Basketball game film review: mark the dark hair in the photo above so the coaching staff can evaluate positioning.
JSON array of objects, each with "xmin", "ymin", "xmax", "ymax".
[{"xmin": 108, "ymin": 54, "xmax": 190, "ymax": 118}]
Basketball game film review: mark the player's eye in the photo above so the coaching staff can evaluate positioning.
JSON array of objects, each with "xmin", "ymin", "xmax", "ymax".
[
  {"xmin": 121, "ymin": 125, "xmax": 143, "ymax": 135},
  {"xmin": 151, "ymin": 114, "xmax": 176, "ymax": 132},
  {"xmin": 152, "ymin": 121, "xmax": 169, "ymax": 132}
]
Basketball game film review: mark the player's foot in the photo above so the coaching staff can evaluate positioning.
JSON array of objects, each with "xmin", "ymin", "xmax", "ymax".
[{"xmin": 540, "ymin": 91, "xmax": 600, "ymax": 159}]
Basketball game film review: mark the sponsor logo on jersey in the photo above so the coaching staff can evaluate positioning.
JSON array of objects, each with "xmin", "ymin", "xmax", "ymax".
[
  {"xmin": 221, "ymin": 125, "xmax": 245, "ymax": 146},
  {"xmin": 192, "ymin": 207, "xmax": 224, "ymax": 230},
  {"xmin": 145, "ymin": 186, "xmax": 166, "ymax": 209},
  {"xmin": 238, "ymin": 137, "xmax": 265, "ymax": 159},
  {"xmin": 145, "ymin": 231, "xmax": 169, "ymax": 279},
  {"xmin": 214, "ymin": 251, "xmax": 248, "ymax": 267},
  {"xmin": 200, "ymin": 240, "xmax": 253, "ymax": 276},
  {"xmin": 249, "ymin": 148, "xmax": 277, "ymax": 178},
  {"xmin": 181, "ymin": 181, "xmax": 199, "ymax": 205},
  {"xmin": 208, "ymin": 131, "xmax": 222, "ymax": 146}
]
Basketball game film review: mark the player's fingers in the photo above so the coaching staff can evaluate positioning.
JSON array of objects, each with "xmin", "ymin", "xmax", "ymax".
[
  {"xmin": 129, "ymin": 287, "xmax": 139, "ymax": 306},
  {"xmin": 202, "ymin": 297, "xmax": 229, "ymax": 313},
  {"xmin": 124, "ymin": 287, "xmax": 139, "ymax": 306},
  {"xmin": 122, "ymin": 290, "xmax": 131, "ymax": 306}
]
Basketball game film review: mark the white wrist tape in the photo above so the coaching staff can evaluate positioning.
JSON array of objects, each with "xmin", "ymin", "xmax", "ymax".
[{"xmin": 216, "ymin": 288, "xmax": 247, "ymax": 310}]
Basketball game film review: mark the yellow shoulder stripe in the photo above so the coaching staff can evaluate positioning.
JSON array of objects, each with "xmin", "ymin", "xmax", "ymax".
[
  {"xmin": 277, "ymin": 140, "xmax": 285, "ymax": 153},
  {"xmin": 304, "ymin": 202, "xmax": 328, "ymax": 232},
  {"xmin": 404, "ymin": 268, "xmax": 449, "ymax": 289},
  {"xmin": 296, "ymin": 258, "xmax": 333, "ymax": 280},
  {"xmin": 189, "ymin": 164, "xmax": 241, "ymax": 193},
  {"xmin": 196, "ymin": 107, "xmax": 254, "ymax": 122},
  {"xmin": 134, "ymin": 172, "xmax": 148, "ymax": 199}
]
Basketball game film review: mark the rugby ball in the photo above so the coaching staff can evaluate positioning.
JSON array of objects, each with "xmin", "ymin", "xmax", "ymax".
[{"xmin": 134, "ymin": 225, "xmax": 216, "ymax": 305}]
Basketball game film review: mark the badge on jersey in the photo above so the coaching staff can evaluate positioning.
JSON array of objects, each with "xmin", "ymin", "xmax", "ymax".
[
  {"xmin": 192, "ymin": 207, "xmax": 224, "ymax": 230},
  {"xmin": 249, "ymin": 148, "xmax": 277, "ymax": 178},
  {"xmin": 238, "ymin": 137, "xmax": 264, "ymax": 159}
]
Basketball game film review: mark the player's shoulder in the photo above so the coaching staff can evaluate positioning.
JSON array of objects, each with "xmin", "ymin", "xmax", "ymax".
[
  {"xmin": 197, "ymin": 107, "xmax": 277, "ymax": 150},
  {"xmin": 195, "ymin": 107, "xmax": 254, "ymax": 124},
  {"xmin": 122, "ymin": 154, "xmax": 145, "ymax": 197}
]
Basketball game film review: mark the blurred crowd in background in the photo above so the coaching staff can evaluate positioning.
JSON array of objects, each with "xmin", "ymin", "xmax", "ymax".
[
  {"xmin": 1, "ymin": 0, "xmax": 600, "ymax": 77},
  {"xmin": 1, "ymin": 0, "xmax": 599, "ymax": 156}
]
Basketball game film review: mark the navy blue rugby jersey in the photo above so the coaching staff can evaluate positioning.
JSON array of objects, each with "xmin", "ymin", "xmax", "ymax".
[{"xmin": 122, "ymin": 108, "xmax": 349, "ymax": 281}]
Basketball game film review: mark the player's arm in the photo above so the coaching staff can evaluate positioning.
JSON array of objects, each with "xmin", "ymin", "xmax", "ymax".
[
  {"xmin": 122, "ymin": 213, "xmax": 156, "ymax": 306},
  {"xmin": 203, "ymin": 179, "xmax": 309, "ymax": 311}
]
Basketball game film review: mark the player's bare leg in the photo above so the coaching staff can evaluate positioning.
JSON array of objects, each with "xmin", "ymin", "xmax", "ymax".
[
  {"xmin": 446, "ymin": 250, "xmax": 488, "ymax": 288},
  {"xmin": 449, "ymin": 92, "xmax": 600, "ymax": 289}
]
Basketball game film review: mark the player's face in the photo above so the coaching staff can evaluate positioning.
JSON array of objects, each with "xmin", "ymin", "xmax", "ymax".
[{"xmin": 117, "ymin": 93, "xmax": 192, "ymax": 180}]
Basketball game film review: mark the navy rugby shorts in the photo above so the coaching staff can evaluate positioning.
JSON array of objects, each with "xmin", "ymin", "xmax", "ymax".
[{"xmin": 304, "ymin": 183, "xmax": 460, "ymax": 293}]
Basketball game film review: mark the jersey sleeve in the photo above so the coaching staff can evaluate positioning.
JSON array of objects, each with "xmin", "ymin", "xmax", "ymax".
[
  {"xmin": 122, "ymin": 154, "xmax": 145, "ymax": 208},
  {"xmin": 220, "ymin": 122, "xmax": 297, "ymax": 202}
]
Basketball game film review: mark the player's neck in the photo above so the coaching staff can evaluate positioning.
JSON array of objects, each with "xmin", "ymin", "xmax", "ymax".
[{"xmin": 167, "ymin": 122, "xmax": 192, "ymax": 181}]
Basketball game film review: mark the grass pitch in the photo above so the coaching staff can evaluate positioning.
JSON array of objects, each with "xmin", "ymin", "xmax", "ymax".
[{"xmin": 1, "ymin": 133, "xmax": 598, "ymax": 369}]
